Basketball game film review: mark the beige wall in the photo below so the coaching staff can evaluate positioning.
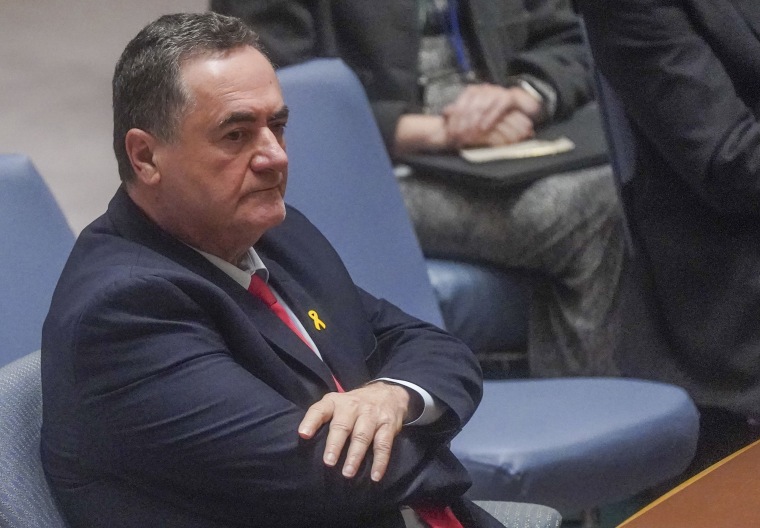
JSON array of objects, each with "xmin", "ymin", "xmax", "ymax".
[{"xmin": 0, "ymin": 1, "xmax": 208, "ymax": 233}]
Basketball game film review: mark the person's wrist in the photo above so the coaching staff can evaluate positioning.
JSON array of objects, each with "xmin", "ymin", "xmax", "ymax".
[
  {"xmin": 367, "ymin": 381, "xmax": 421, "ymax": 424},
  {"xmin": 430, "ymin": 115, "xmax": 455, "ymax": 151},
  {"xmin": 394, "ymin": 114, "xmax": 453, "ymax": 154}
]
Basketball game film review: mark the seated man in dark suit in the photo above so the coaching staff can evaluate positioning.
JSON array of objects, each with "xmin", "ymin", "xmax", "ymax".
[{"xmin": 40, "ymin": 12, "xmax": 553, "ymax": 528}]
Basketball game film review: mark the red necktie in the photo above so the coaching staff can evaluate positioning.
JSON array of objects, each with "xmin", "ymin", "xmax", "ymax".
[
  {"xmin": 249, "ymin": 275, "xmax": 461, "ymax": 528},
  {"xmin": 413, "ymin": 504, "xmax": 464, "ymax": 528},
  {"xmin": 248, "ymin": 274, "xmax": 344, "ymax": 392}
]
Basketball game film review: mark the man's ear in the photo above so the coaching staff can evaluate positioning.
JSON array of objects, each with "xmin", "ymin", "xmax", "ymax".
[{"xmin": 125, "ymin": 128, "xmax": 161, "ymax": 186}]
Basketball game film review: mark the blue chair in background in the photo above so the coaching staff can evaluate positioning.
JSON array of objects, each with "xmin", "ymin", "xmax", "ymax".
[
  {"xmin": 0, "ymin": 154, "xmax": 75, "ymax": 367},
  {"xmin": 277, "ymin": 58, "xmax": 700, "ymax": 522},
  {"xmin": 272, "ymin": 71, "xmax": 529, "ymax": 367}
]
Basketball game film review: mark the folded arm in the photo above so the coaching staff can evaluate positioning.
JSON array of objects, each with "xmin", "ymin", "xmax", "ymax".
[{"xmin": 69, "ymin": 275, "xmax": 475, "ymax": 526}]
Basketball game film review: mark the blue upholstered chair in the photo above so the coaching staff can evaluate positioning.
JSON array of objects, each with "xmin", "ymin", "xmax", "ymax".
[
  {"xmin": 277, "ymin": 58, "xmax": 700, "ymax": 520},
  {"xmin": 0, "ymin": 351, "xmax": 68, "ymax": 528},
  {"xmin": 0, "ymin": 155, "xmax": 75, "ymax": 367}
]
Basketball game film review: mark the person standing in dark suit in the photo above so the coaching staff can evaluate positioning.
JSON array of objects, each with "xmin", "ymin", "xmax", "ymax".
[
  {"xmin": 40, "ymin": 11, "xmax": 557, "ymax": 528},
  {"xmin": 581, "ymin": 0, "xmax": 760, "ymax": 470},
  {"xmin": 211, "ymin": 0, "xmax": 626, "ymax": 378}
]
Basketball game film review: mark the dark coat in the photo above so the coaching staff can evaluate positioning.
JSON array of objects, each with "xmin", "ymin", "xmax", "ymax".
[
  {"xmin": 582, "ymin": 0, "xmax": 760, "ymax": 416},
  {"xmin": 40, "ymin": 188, "xmax": 497, "ymax": 527},
  {"xmin": 211, "ymin": 0, "xmax": 593, "ymax": 149}
]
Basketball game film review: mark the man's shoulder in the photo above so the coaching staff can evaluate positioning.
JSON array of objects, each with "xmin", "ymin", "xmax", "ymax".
[
  {"xmin": 49, "ymin": 210, "xmax": 214, "ymax": 323},
  {"xmin": 70, "ymin": 212, "xmax": 190, "ymax": 280}
]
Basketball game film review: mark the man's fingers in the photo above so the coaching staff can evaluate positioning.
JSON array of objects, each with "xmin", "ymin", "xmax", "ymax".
[
  {"xmin": 340, "ymin": 414, "xmax": 376, "ymax": 478},
  {"xmin": 299, "ymin": 384, "xmax": 408, "ymax": 480},
  {"xmin": 324, "ymin": 415, "xmax": 355, "ymax": 467},
  {"xmin": 494, "ymin": 111, "xmax": 535, "ymax": 144},
  {"xmin": 369, "ymin": 424, "xmax": 396, "ymax": 482},
  {"xmin": 298, "ymin": 396, "xmax": 335, "ymax": 439},
  {"xmin": 447, "ymin": 84, "xmax": 518, "ymax": 136},
  {"xmin": 479, "ymin": 92, "xmax": 515, "ymax": 132}
]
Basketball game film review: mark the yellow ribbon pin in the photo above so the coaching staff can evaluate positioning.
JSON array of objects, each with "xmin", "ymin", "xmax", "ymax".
[{"xmin": 308, "ymin": 310, "xmax": 326, "ymax": 330}]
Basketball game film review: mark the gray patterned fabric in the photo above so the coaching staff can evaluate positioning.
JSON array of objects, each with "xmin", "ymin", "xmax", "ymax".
[
  {"xmin": 399, "ymin": 164, "xmax": 624, "ymax": 377},
  {"xmin": 473, "ymin": 501, "xmax": 562, "ymax": 528},
  {"xmin": 0, "ymin": 351, "xmax": 67, "ymax": 528}
]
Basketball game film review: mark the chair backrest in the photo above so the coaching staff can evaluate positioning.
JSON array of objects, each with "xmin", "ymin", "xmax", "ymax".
[
  {"xmin": 276, "ymin": 59, "xmax": 445, "ymax": 328},
  {"xmin": 0, "ymin": 351, "xmax": 68, "ymax": 527},
  {"xmin": 0, "ymin": 155, "xmax": 76, "ymax": 367}
]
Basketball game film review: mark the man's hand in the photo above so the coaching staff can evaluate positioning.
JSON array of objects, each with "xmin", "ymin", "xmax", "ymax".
[
  {"xmin": 483, "ymin": 109, "xmax": 537, "ymax": 146},
  {"xmin": 443, "ymin": 84, "xmax": 542, "ymax": 148},
  {"xmin": 298, "ymin": 382, "xmax": 411, "ymax": 483}
]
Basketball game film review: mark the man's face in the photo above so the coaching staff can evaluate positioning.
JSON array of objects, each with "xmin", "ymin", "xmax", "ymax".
[{"xmin": 148, "ymin": 46, "xmax": 289, "ymax": 263}]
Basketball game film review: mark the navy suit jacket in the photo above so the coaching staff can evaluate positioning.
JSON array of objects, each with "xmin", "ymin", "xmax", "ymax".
[{"xmin": 41, "ymin": 188, "xmax": 494, "ymax": 527}]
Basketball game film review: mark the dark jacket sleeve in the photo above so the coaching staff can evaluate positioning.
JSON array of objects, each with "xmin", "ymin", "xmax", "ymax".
[
  {"xmin": 581, "ymin": 0, "xmax": 760, "ymax": 214},
  {"xmin": 504, "ymin": 0, "xmax": 594, "ymax": 119}
]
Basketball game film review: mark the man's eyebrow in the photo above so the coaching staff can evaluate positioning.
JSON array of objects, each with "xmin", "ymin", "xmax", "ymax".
[
  {"xmin": 270, "ymin": 105, "xmax": 289, "ymax": 122},
  {"xmin": 218, "ymin": 111, "xmax": 256, "ymax": 129},
  {"xmin": 217, "ymin": 106, "xmax": 289, "ymax": 129}
]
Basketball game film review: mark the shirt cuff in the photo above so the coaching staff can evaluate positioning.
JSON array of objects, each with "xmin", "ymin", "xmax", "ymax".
[{"xmin": 373, "ymin": 378, "xmax": 444, "ymax": 426}]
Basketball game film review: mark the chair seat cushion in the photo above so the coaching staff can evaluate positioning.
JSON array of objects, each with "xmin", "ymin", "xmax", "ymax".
[
  {"xmin": 451, "ymin": 378, "xmax": 699, "ymax": 513},
  {"xmin": 426, "ymin": 259, "xmax": 529, "ymax": 353}
]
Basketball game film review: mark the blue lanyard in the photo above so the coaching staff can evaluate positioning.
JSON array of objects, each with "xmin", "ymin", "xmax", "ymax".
[{"xmin": 446, "ymin": 0, "xmax": 474, "ymax": 78}]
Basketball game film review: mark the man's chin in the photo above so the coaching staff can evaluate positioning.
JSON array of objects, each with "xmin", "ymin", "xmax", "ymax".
[{"xmin": 253, "ymin": 200, "xmax": 287, "ymax": 227}]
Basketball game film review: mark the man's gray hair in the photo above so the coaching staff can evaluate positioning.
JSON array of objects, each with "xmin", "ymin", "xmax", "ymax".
[{"xmin": 112, "ymin": 12, "xmax": 263, "ymax": 183}]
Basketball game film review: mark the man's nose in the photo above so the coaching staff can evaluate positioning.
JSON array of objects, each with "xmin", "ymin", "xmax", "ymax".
[{"xmin": 251, "ymin": 128, "xmax": 288, "ymax": 172}]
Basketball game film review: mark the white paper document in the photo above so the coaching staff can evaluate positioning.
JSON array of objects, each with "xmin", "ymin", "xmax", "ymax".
[{"xmin": 460, "ymin": 136, "xmax": 575, "ymax": 163}]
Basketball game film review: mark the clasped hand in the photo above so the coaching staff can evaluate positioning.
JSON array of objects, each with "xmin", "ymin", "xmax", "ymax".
[
  {"xmin": 443, "ymin": 83, "xmax": 543, "ymax": 148},
  {"xmin": 298, "ymin": 382, "xmax": 411, "ymax": 483}
]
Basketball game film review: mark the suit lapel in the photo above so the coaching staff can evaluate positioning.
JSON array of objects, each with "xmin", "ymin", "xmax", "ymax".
[
  {"xmin": 237, "ymin": 281, "xmax": 338, "ymax": 391},
  {"xmin": 263, "ymin": 257, "xmax": 370, "ymax": 391}
]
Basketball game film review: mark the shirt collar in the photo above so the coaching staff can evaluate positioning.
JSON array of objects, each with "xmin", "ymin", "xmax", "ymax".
[{"xmin": 194, "ymin": 247, "xmax": 268, "ymax": 289}]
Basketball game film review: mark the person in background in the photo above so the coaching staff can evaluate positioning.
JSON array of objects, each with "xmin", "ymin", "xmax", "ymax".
[
  {"xmin": 581, "ymin": 0, "xmax": 760, "ymax": 472},
  {"xmin": 211, "ymin": 0, "xmax": 626, "ymax": 378},
  {"xmin": 40, "ymin": 11, "xmax": 557, "ymax": 528}
]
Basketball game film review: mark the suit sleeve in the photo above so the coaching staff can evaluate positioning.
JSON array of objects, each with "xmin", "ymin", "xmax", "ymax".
[
  {"xmin": 581, "ymin": 0, "xmax": 760, "ymax": 214},
  {"xmin": 70, "ymin": 274, "xmax": 471, "ymax": 527},
  {"xmin": 359, "ymin": 289, "xmax": 483, "ymax": 434},
  {"xmin": 507, "ymin": 0, "xmax": 594, "ymax": 119}
]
